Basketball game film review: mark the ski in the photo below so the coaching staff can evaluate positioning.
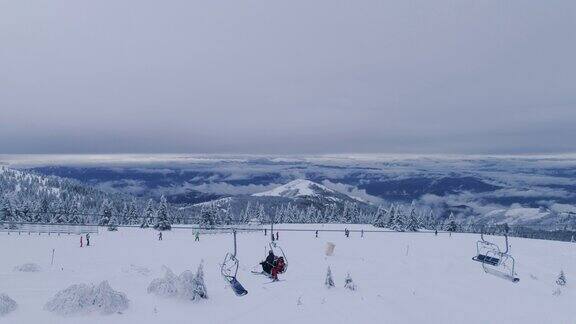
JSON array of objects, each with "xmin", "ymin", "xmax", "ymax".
[{"xmin": 264, "ymin": 279, "xmax": 285, "ymax": 284}]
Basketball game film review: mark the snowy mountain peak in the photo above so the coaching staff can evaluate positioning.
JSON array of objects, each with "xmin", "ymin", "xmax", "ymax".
[{"xmin": 253, "ymin": 179, "xmax": 335, "ymax": 198}]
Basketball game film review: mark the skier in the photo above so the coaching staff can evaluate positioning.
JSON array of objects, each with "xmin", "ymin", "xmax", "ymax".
[
  {"xmin": 270, "ymin": 256, "xmax": 285, "ymax": 282},
  {"xmin": 345, "ymin": 228, "xmax": 350, "ymax": 238},
  {"xmin": 158, "ymin": 232, "xmax": 163, "ymax": 241},
  {"xmin": 276, "ymin": 232, "xmax": 279, "ymax": 241},
  {"xmin": 361, "ymin": 229, "xmax": 364, "ymax": 238},
  {"xmin": 195, "ymin": 231, "xmax": 200, "ymax": 242},
  {"xmin": 264, "ymin": 228, "xmax": 267, "ymax": 236},
  {"xmin": 260, "ymin": 250, "xmax": 275, "ymax": 275},
  {"xmin": 434, "ymin": 229, "xmax": 438, "ymax": 236},
  {"xmin": 86, "ymin": 233, "xmax": 90, "ymax": 246},
  {"xmin": 315, "ymin": 230, "xmax": 318, "ymax": 238},
  {"xmin": 80, "ymin": 235, "xmax": 83, "ymax": 248}
]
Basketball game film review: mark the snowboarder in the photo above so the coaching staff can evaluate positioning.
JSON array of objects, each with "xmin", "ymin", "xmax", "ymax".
[
  {"xmin": 276, "ymin": 232, "xmax": 279, "ymax": 241},
  {"xmin": 158, "ymin": 232, "xmax": 163, "ymax": 241},
  {"xmin": 86, "ymin": 233, "xmax": 90, "ymax": 246},
  {"xmin": 80, "ymin": 236, "xmax": 83, "ymax": 248},
  {"xmin": 195, "ymin": 231, "xmax": 200, "ymax": 242},
  {"xmin": 315, "ymin": 230, "xmax": 319, "ymax": 238}
]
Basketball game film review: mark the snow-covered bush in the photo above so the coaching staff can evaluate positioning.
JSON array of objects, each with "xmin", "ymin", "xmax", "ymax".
[
  {"xmin": 44, "ymin": 281, "xmax": 129, "ymax": 316},
  {"xmin": 147, "ymin": 265, "xmax": 208, "ymax": 301},
  {"xmin": 0, "ymin": 294, "xmax": 17, "ymax": 316},
  {"xmin": 14, "ymin": 262, "xmax": 41, "ymax": 272},
  {"xmin": 344, "ymin": 272, "xmax": 356, "ymax": 291},
  {"xmin": 147, "ymin": 268, "xmax": 179, "ymax": 298},
  {"xmin": 325, "ymin": 267, "xmax": 335, "ymax": 288}
]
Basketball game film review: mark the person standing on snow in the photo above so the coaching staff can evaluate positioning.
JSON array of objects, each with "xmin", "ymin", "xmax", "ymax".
[
  {"xmin": 158, "ymin": 232, "xmax": 163, "ymax": 241},
  {"xmin": 86, "ymin": 233, "xmax": 90, "ymax": 246},
  {"xmin": 80, "ymin": 235, "xmax": 83, "ymax": 248},
  {"xmin": 276, "ymin": 232, "xmax": 279, "ymax": 241},
  {"xmin": 315, "ymin": 230, "xmax": 318, "ymax": 238},
  {"xmin": 195, "ymin": 231, "xmax": 200, "ymax": 242}
]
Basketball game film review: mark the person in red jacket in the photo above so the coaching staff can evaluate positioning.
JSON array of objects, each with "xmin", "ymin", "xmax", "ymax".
[{"xmin": 271, "ymin": 257, "xmax": 285, "ymax": 281}]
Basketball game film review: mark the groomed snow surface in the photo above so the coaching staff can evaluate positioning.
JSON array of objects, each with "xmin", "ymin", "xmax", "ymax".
[{"xmin": 0, "ymin": 224, "xmax": 575, "ymax": 323}]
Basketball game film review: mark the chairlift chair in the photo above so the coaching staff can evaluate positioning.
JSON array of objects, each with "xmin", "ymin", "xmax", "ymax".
[
  {"xmin": 221, "ymin": 230, "xmax": 248, "ymax": 296},
  {"xmin": 472, "ymin": 231, "xmax": 519, "ymax": 283}
]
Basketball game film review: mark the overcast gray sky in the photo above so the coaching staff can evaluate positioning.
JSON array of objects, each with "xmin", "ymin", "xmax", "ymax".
[{"xmin": 1, "ymin": 0, "xmax": 575, "ymax": 154}]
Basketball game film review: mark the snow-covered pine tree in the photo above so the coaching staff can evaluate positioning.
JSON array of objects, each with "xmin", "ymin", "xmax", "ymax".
[
  {"xmin": 556, "ymin": 270, "xmax": 567, "ymax": 286},
  {"xmin": 127, "ymin": 200, "xmax": 138, "ymax": 225},
  {"xmin": 444, "ymin": 212, "xmax": 458, "ymax": 233},
  {"xmin": 67, "ymin": 200, "xmax": 82, "ymax": 224},
  {"xmin": 141, "ymin": 199, "xmax": 154, "ymax": 228},
  {"xmin": 154, "ymin": 195, "xmax": 172, "ymax": 231},
  {"xmin": 373, "ymin": 206, "xmax": 387, "ymax": 228},
  {"xmin": 0, "ymin": 199, "xmax": 11, "ymax": 223},
  {"xmin": 393, "ymin": 206, "xmax": 406, "ymax": 231},
  {"xmin": 240, "ymin": 202, "xmax": 252, "ymax": 223},
  {"xmin": 426, "ymin": 210, "xmax": 437, "ymax": 230},
  {"xmin": 199, "ymin": 203, "xmax": 217, "ymax": 228},
  {"xmin": 325, "ymin": 266, "xmax": 335, "ymax": 288},
  {"xmin": 120, "ymin": 202, "xmax": 130, "ymax": 225},
  {"xmin": 193, "ymin": 262, "xmax": 208, "ymax": 299},
  {"xmin": 405, "ymin": 208, "xmax": 419, "ymax": 232},
  {"xmin": 99, "ymin": 199, "xmax": 113, "ymax": 226},
  {"xmin": 387, "ymin": 204, "xmax": 396, "ymax": 228},
  {"xmin": 107, "ymin": 212, "xmax": 119, "ymax": 231},
  {"xmin": 221, "ymin": 203, "xmax": 233, "ymax": 225},
  {"xmin": 344, "ymin": 272, "xmax": 356, "ymax": 291}
]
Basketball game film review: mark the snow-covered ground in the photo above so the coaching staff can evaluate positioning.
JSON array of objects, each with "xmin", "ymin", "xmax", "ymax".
[{"xmin": 0, "ymin": 225, "xmax": 574, "ymax": 323}]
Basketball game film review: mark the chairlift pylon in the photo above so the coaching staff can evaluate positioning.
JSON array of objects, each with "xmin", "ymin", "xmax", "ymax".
[
  {"xmin": 221, "ymin": 230, "xmax": 248, "ymax": 296},
  {"xmin": 472, "ymin": 229, "xmax": 519, "ymax": 283}
]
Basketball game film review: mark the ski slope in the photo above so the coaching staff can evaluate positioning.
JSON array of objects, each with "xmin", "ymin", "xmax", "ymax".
[{"xmin": 0, "ymin": 225, "xmax": 574, "ymax": 323}]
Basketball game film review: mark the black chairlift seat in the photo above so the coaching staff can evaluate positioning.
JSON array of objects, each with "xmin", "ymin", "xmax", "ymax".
[{"xmin": 472, "ymin": 254, "xmax": 500, "ymax": 266}]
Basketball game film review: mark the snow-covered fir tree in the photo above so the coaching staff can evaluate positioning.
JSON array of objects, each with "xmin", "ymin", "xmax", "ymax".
[
  {"xmin": 154, "ymin": 195, "xmax": 172, "ymax": 231},
  {"xmin": 344, "ymin": 272, "xmax": 356, "ymax": 291},
  {"xmin": 99, "ymin": 199, "xmax": 113, "ymax": 226},
  {"xmin": 193, "ymin": 262, "xmax": 208, "ymax": 299},
  {"xmin": 386, "ymin": 204, "xmax": 397, "ymax": 229},
  {"xmin": 107, "ymin": 212, "xmax": 119, "ymax": 231},
  {"xmin": 393, "ymin": 206, "xmax": 406, "ymax": 231},
  {"xmin": 141, "ymin": 199, "xmax": 154, "ymax": 228},
  {"xmin": 444, "ymin": 212, "xmax": 458, "ymax": 232},
  {"xmin": 199, "ymin": 203, "xmax": 218, "ymax": 228},
  {"xmin": 325, "ymin": 266, "xmax": 335, "ymax": 288},
  {"xmin": 405, "ymin": 207, "xmax": 420, "ymax": 232},
  {"xmin": 556, "ymin": 270, "xmax": 567, "ymax": 286},
  {"xmin": 372, "ymin": 206, "xmax": 387, "ymax": 228}
]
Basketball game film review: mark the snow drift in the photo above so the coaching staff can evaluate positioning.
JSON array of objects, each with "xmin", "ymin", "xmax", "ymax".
[
  {"xmin": 147, "ymin": 265, "xmax": 208, "ymax": 301},
  {"xmin": 13, "ymin": 263, "xmax": 41, "ymax": 272},
  {"xmin": 44, "ymin": 281, "xmax": 129, "ymax": 316},
  {"xmin": 0, "ymin": 294, "xmax": 17, "ymax": 316}
]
